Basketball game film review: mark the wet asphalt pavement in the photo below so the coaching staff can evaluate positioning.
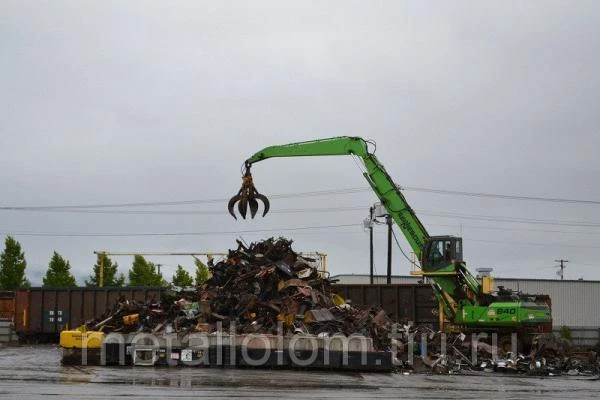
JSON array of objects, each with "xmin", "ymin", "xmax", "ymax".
[{"xmin": 0, "ymin": 345, "xmax": 597, "ymax": 399}]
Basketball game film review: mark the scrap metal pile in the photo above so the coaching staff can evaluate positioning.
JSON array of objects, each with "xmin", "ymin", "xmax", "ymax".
[
  {"xmin": 85, "ymin": 237, "xmax": 393, "ymax": 350},
  {"xmin": 394, "ymin": 325, "xmax": 599, "ymax": 376},
  {"xmin": 83, "ymin": 236, "xmax": 599, "ymax": 376}
]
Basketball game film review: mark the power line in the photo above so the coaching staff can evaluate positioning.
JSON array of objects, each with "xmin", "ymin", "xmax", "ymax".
[
  {"xmin": 427, "ymin": 222, "xmax": 600, "ymax": 236},
  {"xmin": 0, "ymin": 205, "xmax": 367, "ymax": 215},
  {"xmin": 0, "ymin": 184, "xmax": 597, "ymax": 210},
  {"xmin": 0, "ymin": 223, "xmax": 360, "ymax": 237},
  {"xmin": 390, "ymin": 227, "xmax": 416, "ymax": 265},
  {"xmin": 402, "ymin": 186, "xmax": 600, "ymax": 205},
  {"xmin": 0, "ymin": 188, "xmax": 370, "ymax": 210},
  {"xmin": 569, "ymin": 262, "xmax": 598, "ymax": 268},
  {"xmin": 387, "ymin": 232, "xmax": 600, "ymax": 250},
  {"xmin": 2, "ymin": 223, "xmax": 600, "ymax": 249},
  {"xmin": 419, "ymin": 211, "xmax": 600, "ymax": 227},
  {"xmin": 2, "ymin": 202, "xmax": 599, "ymax": 229},
  {"xmin": 467, "ymin": 238, "xmax": 600, "ymax": 249}
]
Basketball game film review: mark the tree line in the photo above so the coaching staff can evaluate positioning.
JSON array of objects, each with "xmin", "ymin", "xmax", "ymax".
[{"xmin": 0, "ymin": 236, "xmax": 210, "ymax": 290}]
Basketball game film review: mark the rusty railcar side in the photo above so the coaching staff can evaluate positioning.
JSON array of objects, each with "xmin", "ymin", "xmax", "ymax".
[
  {"xmin": 333, "ymin": 284, "xmax": 437, "ymax": 328},
  {"xmin": 0, "ymin": 291, "xmax": 15, "ymax": 320},
  {"xmin": 13, "ymin": 284, "xmax": 435, "ymax": 341},
  {"xmin": 14, "ymin": 287, "xmax": 163, "ymax": 341}
]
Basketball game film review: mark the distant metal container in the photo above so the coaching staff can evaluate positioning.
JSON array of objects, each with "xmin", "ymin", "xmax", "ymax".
[
  {"xmin": 333, "ymin": 284, "xmax": 436, "ymax": 327},
  {"xmin": 0, "ymin": 291, "xmax": 15, "ymax": 321},
  {"xmin": 15, "ymin": 287, "xmax": 163, "ymax": 341},
  {"xmin": 13, "ymin": 284, "xmax": 435, "ymax": 342}
]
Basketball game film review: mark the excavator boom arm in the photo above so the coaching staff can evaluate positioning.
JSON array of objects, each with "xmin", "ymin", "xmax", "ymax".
[
  {"xmin": 229, "ymin": 136, "xmax": 552, "ymax": 332},
  {"xmin": 244, "ymin": 136, "xmax": 430, "ymax": 259}
]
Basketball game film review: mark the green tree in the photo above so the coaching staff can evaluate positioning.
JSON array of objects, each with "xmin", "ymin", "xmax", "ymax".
[
  {"xmin": 172, "ymin": 265, "xmax": 194, "ymax": 287},
  {"xmin": 194, "ymin": 256, "xmax": 211, "ymax": 285},
  {"xmin": 128, "ymin": 255, "xmax": 165, "ymax": 286},
  {"xmin": 85, "ymin": 253, "xmax": 125, "ymax": 287},
  {"xmin": 0, "ymin": 236, "xmax": 30, "ymax": 290},
  {"xmin": 43, "ymin": 251, "xmax": 77, "ymax": 287}
]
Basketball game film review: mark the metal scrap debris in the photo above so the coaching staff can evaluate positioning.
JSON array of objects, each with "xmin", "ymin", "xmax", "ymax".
[
  {"xmin": 82, "ymin": 236, "xmax": 600, "ymax": 376},
  {"xmin": 394, "ymin": 325, "xmax": 599, "ymax": 376},
  {"xmin": 83, "ymin": 237, "xmax": 393, "ymax": 349}
]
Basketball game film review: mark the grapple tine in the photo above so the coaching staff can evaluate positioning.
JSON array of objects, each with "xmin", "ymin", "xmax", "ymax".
[
  {"xmin": 254, "ymin": 193, "xmax": 270, "ymax": 217},
  {"xmin": 248, "ymin": 198, "xmax": 259, "ymax": 218},
  {"xmin": 228, "ymin": 195, "xmax": 240, "ymax": 220},
  {"xmin": 238, "ymin": 198, "xmax": 248, "ymax": 219},
  {"xmin": 229, "ymin": 165, "xmax": 270, "ymax": 219}
]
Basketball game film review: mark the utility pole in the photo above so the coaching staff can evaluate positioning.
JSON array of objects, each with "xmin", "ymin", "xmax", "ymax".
[
  {"xmin": 386, "ymin": 215, "xmax": 392, "ymax": 284},
  {"xmin": 99, "ymin": 252, "xmax": 104, "ymax": 288},
  {"xmin": 365, "ymin": 203, "xmax": 390, "ymax": 284},
  {"xmin": 369, "ymin": 206, "xmax": 374, "ymax": 285},
  {"xmin": 555, "ymin": 259, "xmax": 569, "ymax": 280}
]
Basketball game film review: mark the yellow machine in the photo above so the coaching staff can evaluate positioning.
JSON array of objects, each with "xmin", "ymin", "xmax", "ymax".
[{"xmin": 59, "ymin": 330, "xmax": 104, "ymax": 349}]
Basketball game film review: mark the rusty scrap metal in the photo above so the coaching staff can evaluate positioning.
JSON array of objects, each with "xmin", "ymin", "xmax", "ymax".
[
  {"xmin": 83, "ymin": 237, "xmax": 392, "ymax": 349},
  {"xmin": 394, "ymin": 326, "xmax": 599, "ymax": 376},
  {"xmin": 82, "ymin": 236, "xmax": 600, "ymax": 376}
]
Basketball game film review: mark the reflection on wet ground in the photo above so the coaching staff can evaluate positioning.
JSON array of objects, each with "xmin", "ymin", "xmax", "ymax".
[{"xmin": 0, "ymin": 345, "xmax": 597, "ymax": 399}]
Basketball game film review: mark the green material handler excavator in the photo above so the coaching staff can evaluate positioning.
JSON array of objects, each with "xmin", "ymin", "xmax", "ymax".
[{"xmin": 228, "ymin": 136, "xmax": 552, "ymax": 344}]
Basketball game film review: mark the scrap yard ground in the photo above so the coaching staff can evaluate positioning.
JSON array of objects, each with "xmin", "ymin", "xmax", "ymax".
[{"xmin": 0, "ymin": 345, "xmax": 597, "ymax": 400}]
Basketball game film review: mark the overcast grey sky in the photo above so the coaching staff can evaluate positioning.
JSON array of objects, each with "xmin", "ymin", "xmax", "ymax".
[{"xmin": 1, "ymin": 1, "xmax": 599, "ymax": 285}]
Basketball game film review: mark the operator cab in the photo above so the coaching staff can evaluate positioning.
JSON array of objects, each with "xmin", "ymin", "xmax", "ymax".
[{"xmin": 422, "ymin": 236, "xmax": 463, "ymax": 270}]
